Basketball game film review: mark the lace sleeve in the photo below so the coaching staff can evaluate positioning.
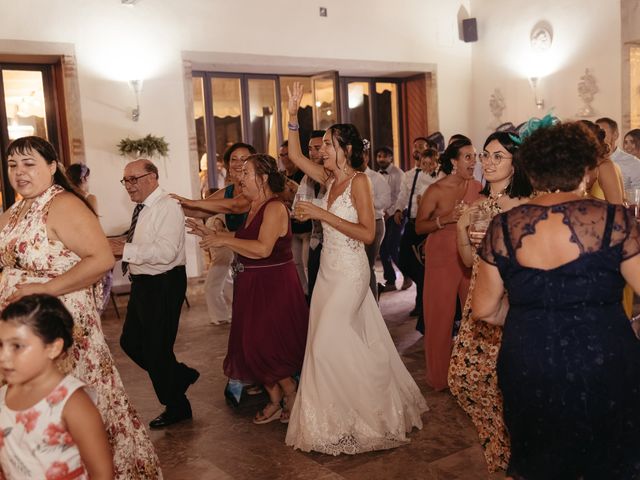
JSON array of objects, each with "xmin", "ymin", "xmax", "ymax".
[
  {"xmin": 618, "ymin": 206, "xmax": 640, "ymax": 260},
  {"xmin": 478, "ymin": 214, "xmax": 504, "ymax": 265}
]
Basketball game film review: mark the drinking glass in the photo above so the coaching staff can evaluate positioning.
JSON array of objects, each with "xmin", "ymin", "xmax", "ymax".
[
  {"xmin": 625, "ymin": 188, "xmax": 640, "ymax": 219},
  {"xmin": 468, "ymin": 209, "xmax": 492, "ymax": 246},
  {"xmin": 293, "ymin": 193, "xmax": 313, "ymax": 219}
]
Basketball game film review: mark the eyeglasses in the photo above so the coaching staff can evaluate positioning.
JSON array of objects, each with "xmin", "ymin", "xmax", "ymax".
[
  {"xmin": 479, "ymin": 152, "xmax": 512, "ymax": 166},
  {"xmin": 120, "ymin": 172, "xmax": 153, "ymax": 186}
]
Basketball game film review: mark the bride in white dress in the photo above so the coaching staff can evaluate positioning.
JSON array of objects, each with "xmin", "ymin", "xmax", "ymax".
[{"xmin": 284, "ymin": 83, "xmax": 427, "ymax": 455}]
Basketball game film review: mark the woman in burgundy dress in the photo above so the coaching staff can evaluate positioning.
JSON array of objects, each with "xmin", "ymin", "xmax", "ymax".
[{"xmin": 188, "ymin": 154, "xmax": 309, "ymax": 424}]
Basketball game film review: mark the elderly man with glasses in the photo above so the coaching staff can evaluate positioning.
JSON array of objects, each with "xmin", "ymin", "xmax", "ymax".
[{"xmin": 109, "ymin": 158, "xmax": 199, "ymax": 429}]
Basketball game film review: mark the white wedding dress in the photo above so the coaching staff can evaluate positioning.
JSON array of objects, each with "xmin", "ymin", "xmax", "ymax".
[{"xmin": 285, "ymin": 175, "xmax": 428, "ymax": 455}]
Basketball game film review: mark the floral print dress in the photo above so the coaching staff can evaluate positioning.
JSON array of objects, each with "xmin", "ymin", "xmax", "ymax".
[
  {"xmin": 0, "ymin": 185, "xmax": 162, "ymax": 479},
  {"xmin": 447, "ymin": 197, "xmax": 510, "ymax": 473},
  {"xmin": 0, "ymin": 376, "xmax": 90, "ymax": 479}
]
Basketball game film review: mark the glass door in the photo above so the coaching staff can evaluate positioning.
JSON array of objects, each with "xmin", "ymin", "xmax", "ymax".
[
  {"xmin": 311, "ymin": 71, "xmax": 340, "ymax": 130},
  {"xmin": 0, "ymin": 63, "xmax": 62, "ymax": 210}
]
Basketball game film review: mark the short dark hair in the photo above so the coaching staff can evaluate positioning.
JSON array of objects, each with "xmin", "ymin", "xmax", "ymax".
[
  {"xmin": 439, "ymin": 138, "xmax": 472, "ymax": 175},
  {"xmin": 419, "ymin": 148, "xmax": 439, "ymax": 160},
  {"xmin": 222, "ymin": 142, "xmax": 257, "ymax": 167},
  {"xmin": 1, "ymin": 294, "xmax": 74, "ymax": 352},
  {"xmin": 595, "ymin": 117, "xmax": 618, "ymax": 134},
  {"xmin": 310, "ymin": 130, "xmax": 326, "ymax": 139},
  {"xmin": 519, "ymin": 122, "xmax": 602, "ymax": 192},
  {"xmin": 66, "ymin": 163, "xmax": 90, "ymax": 188},
  {"xmin": 280, "ymin": 140, "xmax": 288, "ymax": 148},
  {"xmin": 413, "ymin": 136, "xmax": 429, "ymax": 144},
  {"xmin": 375, "ymin": 146, "xmax": 393, "ymax": 157},
  {"xmin": 449, "ymin": 134, "xmax": 471, "ymax": 144},
  {"xmin": 479, "ymin": 131, "xmax": 532, "ymax": 198}
]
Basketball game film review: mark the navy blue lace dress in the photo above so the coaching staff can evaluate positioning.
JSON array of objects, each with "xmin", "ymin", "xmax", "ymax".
[{"xmin": 480, "ymin": 200, "xmax": 640, "ymax": 479}]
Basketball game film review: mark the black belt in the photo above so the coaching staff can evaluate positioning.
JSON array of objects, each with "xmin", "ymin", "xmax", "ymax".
[{"xmin": 129, "ymin": 265, "xmax": 185, "ymax": 280}]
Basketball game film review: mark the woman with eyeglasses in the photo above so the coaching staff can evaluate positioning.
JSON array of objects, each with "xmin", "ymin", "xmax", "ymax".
[
  {"xmin": 447, "ymin": 131, "xmax": 532, "ymax": 473},
  {"xmin": 0, "ymin": 136, "xmax": 162, "ymax": 478},
  {"xmin": 415, "ymin": 138, "xmax": 483, "ymax": 392}
]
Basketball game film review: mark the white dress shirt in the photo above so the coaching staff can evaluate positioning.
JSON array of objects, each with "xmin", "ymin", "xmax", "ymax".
[
  {"xmin": 364, "ymin": 167, "xmax": 391, "ymax": 220},
  {"xmin": 377, "ymin": 164, "xmax": 404, "ymax": 216},
  {"xmin": 611, "ymin": 148, "xmax": 640, "ymax": 190},
  {"xmin": 394, "ymin": 167, "xmax": 438, "ymax": 219},
  {"xmin": 122, "ymin": 187, "xmax": 186, "ymax": 275}
]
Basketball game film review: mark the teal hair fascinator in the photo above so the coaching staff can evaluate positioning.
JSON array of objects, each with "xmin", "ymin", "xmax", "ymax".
[{"xmin": 510, "ymin": 113, "xmax": 560, "ymax": 145}]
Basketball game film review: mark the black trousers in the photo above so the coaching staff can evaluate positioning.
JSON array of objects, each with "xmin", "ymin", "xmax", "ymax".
[
  {"xmin": 364, "ymin": 218, "xmax": 386, "ymax": 301},
  {"xmin": 399, "ymin": 219, "xmax": 425, "ymax": 311},
  {"xmin": 120, "ymin": 265, "xmax": 193, "ymax": 408},
  {"xmin": 307, "ymin": 243, "xmax": 323, "ymax": 299}
]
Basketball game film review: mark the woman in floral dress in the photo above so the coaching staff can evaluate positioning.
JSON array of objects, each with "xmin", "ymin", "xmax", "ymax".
[
  {"xmin": 447, "ymin": 131, "xmax": 532, "ymax": 472},
  {"xmin": 0, "ymin": 136, "xmax": 162, "ymax": 479}
]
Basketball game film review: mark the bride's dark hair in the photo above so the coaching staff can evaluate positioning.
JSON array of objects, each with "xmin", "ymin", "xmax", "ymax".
[{"xmin": 327, "ymin": 124, "xmax": 365, "ymax": 170}]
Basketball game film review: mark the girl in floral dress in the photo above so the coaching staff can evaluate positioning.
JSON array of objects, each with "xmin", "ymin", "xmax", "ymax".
[
  {"xmin": 0, "ymin": 294, "xmax": 112, "ymax": 479},
  {"xmin": 448, "ymin": 131, "xmax": 532, "ymax": 472}
]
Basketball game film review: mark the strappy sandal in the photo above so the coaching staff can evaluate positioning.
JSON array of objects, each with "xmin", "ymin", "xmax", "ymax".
[
  {"xmin": 279, "ymin": 390, "xmax": 297, "ymax": 424},
  {"xmin": 253, "ymin": 402, "xmax": 282, "ymax": 425}
]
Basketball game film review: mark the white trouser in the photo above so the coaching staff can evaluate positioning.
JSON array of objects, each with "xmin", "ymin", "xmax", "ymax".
[
  {"xmin": 292, "ymin": 232, "xmax": 311, "ymax": 295},
  {"xmin": 204, "ymin": 247, "xmax": 234, "ymax": 324}
]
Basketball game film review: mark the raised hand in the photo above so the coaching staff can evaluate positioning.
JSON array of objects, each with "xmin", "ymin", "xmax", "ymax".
[{"xmin": 286, "ymin": 82, "xmax": 304, "ymax": 117}]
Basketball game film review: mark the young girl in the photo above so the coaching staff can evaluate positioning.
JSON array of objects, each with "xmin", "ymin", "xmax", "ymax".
[{"xmin": 0, "ymin": 294, "xmax": 113, "ymax": 480}]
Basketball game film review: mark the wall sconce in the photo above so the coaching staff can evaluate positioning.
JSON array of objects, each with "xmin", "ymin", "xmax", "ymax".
[
  {"xmin": 529, "ymin": 77, "xmax": 544, "ymax": 110},
  {"xmin": 129, "ymin": 79, "xmax": 143, "ymax": 121}
]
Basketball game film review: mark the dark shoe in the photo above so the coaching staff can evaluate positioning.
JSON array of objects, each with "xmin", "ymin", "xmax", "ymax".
[
  {"xmin": 149, "ymin": 404, "xmax": 192, "ymax": 429},
  {"xmin": 187, "ymin": 368, "xmax": 200, "ymax": 388},
  {"xmin": 401, "ymin": 278, "xmax": 413, "ymax": 290},
  {"xmin": 383, "ymin": 281, "xmax": 397, "ymax": 292},
  {"xmin": 409, "ymin": 306, "xmax": 420, "ymax": 317}
]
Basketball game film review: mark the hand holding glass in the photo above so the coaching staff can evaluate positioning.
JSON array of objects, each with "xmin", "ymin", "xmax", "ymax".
[
  {"xmin": 468, "ymin": 210, "xmax": 492, "ymax": 247},
  {"xmin": 294, "ymin": 194, "xmax": 313, "ymax": 219}
]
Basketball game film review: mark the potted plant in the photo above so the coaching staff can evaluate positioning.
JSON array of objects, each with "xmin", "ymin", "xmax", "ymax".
[{"xmin": 117, "ymin": 134, "xmax": 169, "ymax": 159}]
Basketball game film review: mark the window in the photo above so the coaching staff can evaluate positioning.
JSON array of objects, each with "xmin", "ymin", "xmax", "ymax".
[
  {"xmin": 193, "ymin": 70, "xmax": 405, "ymax": 187},
  {"xmin": 341, "ymin": 78, "xmax": 403, "ymax": 168}
]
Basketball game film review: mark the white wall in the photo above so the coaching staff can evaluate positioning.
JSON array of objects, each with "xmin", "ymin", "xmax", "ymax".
[
  {"xmin": 0, "ymin": 0, "xmax": 473, "ymax": 275},
  {"xmin": 468, "ymin": 0, "xmax": 622, "ymax": 145}
]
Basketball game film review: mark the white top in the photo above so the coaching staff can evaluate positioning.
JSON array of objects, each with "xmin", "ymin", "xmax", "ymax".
[
  {"xmin": 377, "ymin": 164, "xmax": 404, "ymax": 215},
  {"xmin": 611, "ymin": 148, "xmax": 640, "ymax": 191},
  {"xmin": 394, "ymin": 167, "xmax": 438, "ymax": 219},
  {"xmin": 364, "ymin": 167, "xmax": 391, "ymax": 220},
  {"xmin": 122, "ymin": 186, "xmax": 186, "ymax": 275},
  {"xmin": 0, "ymin": 375, "xmax": 90, "ymax": 480}
]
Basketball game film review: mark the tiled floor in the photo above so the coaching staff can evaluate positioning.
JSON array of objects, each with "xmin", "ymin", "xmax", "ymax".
[{"xmin": 101, "ymin": 273, "xmax": 503, "ymax": 480}]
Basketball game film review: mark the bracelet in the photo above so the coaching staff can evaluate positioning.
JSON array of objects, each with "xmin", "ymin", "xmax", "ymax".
[
  {"xmin": 436, "ymin": 216, "xmax": 444, "ymax": 229},
  {"xmin": 287, "ymin": 121, "xmax": 299, "ymax": 131}
]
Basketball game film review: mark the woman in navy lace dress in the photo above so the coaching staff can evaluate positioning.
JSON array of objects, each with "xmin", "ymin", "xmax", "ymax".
[{"xmin": 473, "ymin": 122, "xmax": 640, "ymax": 479}]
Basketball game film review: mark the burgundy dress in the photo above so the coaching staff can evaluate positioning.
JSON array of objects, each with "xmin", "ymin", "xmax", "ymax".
[{"xmin": 223, "ymin": 198, "xmax": 309, "ymax": 387}]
